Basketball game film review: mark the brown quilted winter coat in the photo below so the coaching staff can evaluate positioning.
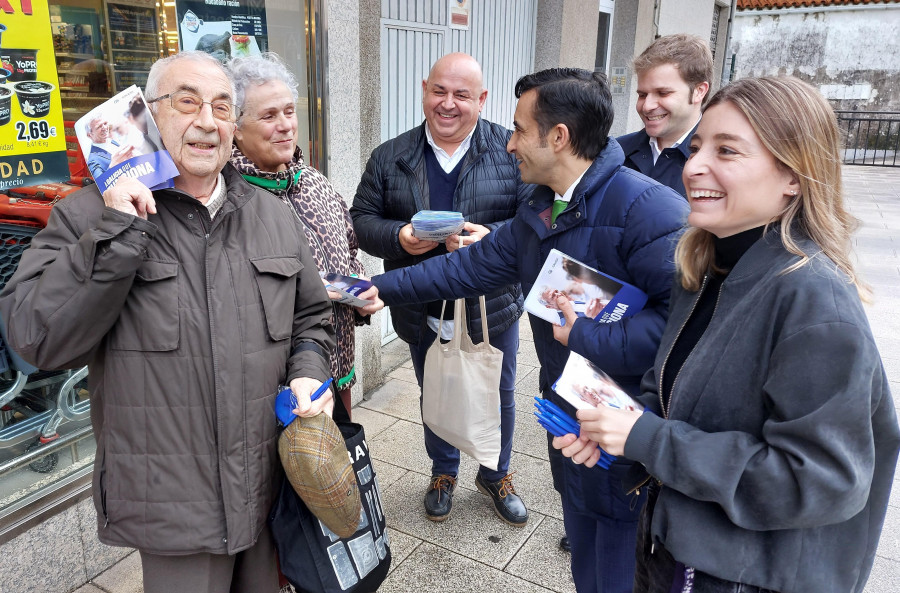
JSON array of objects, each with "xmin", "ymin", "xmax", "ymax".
[{"xmin": 0, "ymin": 166, "xmax": 335, "ymax": 554}]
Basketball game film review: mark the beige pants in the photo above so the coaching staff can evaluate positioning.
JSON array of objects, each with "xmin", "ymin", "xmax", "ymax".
[{"xmin": 139, "ymin": 524, "xmax": 279, "ymax": 593}]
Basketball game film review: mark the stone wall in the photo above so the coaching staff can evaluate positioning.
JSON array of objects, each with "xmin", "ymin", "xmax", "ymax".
[{"xmin": 732, "ymin": 6, "xmax": 900, "ymax": 111}]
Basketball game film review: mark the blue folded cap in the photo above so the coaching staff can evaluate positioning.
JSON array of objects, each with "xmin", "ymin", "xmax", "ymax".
[
  {"xmin": 275, "ymin": 378, "xmax": 333, "ymax": 427},
  {"xmin": 275, "ymin": 387, "xmax": 297, "ymax": 427}
]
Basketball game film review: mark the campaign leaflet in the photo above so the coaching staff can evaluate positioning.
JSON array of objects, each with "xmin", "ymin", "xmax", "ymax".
[
  {"xmin": 74, "ymin": 85, "xmax": 178, "ymax": 192},
  {"xmin": 321, "ymin": 272, "xmax": 374, "ymax": 307},
  {"xmin": 553, "ymin": 351, "xmax": 643, "ymax": 412},
  {"xmin": 523, "ymin": 249, "xmax": 648, "ymax": 326}
]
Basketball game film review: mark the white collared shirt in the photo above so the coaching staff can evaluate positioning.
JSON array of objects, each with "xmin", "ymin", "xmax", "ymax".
[
  {"xmin": 425, "ymin": 122, "xmax": 476, "ymax": 173},
  {"xmin": 423, "ymin": 122, "xmax": 477, "ymax": 338},
  {"xmin": 648, "ymin": 118, "xmax": 701, "ymax": 165},
  {"xmin": 554, "ymin": 167, "xmax": 589, "ymax": 206}
]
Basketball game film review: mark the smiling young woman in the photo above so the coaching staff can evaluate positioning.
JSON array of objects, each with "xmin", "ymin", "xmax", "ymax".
[{"xmin": 558, "ymin": 76, "xmax": 899, "ymax": 593}]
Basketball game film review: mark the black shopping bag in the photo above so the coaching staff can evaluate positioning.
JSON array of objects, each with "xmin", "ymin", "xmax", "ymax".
[{"xmin": 271, "ymin": 418, "xmax": 390, "ymax": 593}]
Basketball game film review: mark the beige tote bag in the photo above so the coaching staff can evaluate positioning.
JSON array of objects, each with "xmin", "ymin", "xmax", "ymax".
[{"xmin": 422, "ymin": 295, "xmax": 503, "ymax": 470}]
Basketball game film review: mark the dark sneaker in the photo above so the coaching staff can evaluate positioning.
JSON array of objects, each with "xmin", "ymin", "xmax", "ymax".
[
  {"xmin": 475, "ymin": 473, "xmax": 528, "ymax": 527},
  {"xmin": 559, "ymin": 536, "xmax": 571, "ymax": 552},
  {"xmin": 424, "ymin": 474, "xmax": 457, "ymax": 521}
]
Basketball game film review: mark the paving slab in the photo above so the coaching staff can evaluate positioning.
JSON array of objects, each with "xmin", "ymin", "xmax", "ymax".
[
  {"xmin": 513, "ymin": 397, "xmax": 552, "ymax": 462},
  {"xmin": 515, "ymin": 365, "xmax": 542, "ymax": 396},
  {"xmin": 90, "ymin": 551, "xmax": 142, "ymax": 593},
  {"xmin": 381, "ymin": 470, "xmax": 541, "ymax": 570},
  {"xmin": 350, "ymin": 405, "xmax": 400, "ymax": 439},
  {"xmin": 379, "ymin": 541, "xmax": 554, "ymax": 593},
  {"xmin": 865, "ymin": 556, "xmax": 900, "ymax": 593},
  {"xmin": 504, "ymin": 515, "xmax": 576, "ymax": 593},
  {"xmin": 358, "ymin": 378, "xmax": 422, "ymax": 424},
  {"xmin": 70, "ymin": 586, "xmax": 106, "ymax": 593},
  {"xmin": 383, "ymin": 529, "xmax": 422, "ymax": 575}
]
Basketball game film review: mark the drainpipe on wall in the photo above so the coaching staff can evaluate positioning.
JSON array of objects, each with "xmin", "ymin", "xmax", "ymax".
[
  {"xmin": 721, "ymin": 0, "xmax": 738, "ymax": 84},
  {"xmin": 653, "ymin": 0, "xmax": 661, "ymax": 39}
]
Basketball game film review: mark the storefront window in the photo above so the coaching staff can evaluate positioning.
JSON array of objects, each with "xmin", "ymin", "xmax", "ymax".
[{"xmin": 0, "ymin": 0, "xmax": 318, "ymax": 538}]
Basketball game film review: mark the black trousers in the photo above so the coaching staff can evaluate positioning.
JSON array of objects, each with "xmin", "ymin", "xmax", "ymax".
[{"xmin": 634, "ymin": 483, "xmax": 780, "ymax": 593}]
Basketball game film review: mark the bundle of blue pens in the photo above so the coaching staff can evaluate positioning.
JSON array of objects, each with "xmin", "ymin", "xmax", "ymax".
[{"xmin": 533, "ymin": 397, "xmax": 615, "ymax": 469}]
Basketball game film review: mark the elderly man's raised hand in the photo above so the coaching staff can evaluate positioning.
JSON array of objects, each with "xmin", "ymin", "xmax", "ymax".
[
  {"xmin": 399, "ymin": 223, "xmax": 439, "ymax": 255},
  {"xmin": 102, "ymin": 177, "xmax": 157, "ymax": 220},
  {"xmin": 288, "ymin": 376, "xmax": 335, "ymax": 418}
]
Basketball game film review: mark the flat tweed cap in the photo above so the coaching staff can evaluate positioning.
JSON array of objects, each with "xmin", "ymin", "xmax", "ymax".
[{"xmin": 278, "ymin": 413, "xmax": 361, "ymax": 538}]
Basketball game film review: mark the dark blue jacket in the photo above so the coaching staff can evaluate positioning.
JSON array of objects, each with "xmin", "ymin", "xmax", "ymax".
[
  {"xmin": 618, "ymin": 125, "xmax": 696, "ymax": 198},
  {"xmin": 351, "ymin": 119, "xmax": 531, "ymax": 344},
  {"xmin": 373, "ymin": 138, "xmax": 689, "ymax": 517}
]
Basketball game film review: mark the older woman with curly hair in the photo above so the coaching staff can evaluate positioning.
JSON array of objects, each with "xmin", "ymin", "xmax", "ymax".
[{"xmin": 227, "ymin": 53, "xmax": 382, "ymax": 417}]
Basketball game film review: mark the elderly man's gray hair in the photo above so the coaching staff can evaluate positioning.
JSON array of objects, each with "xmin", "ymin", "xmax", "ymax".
[
  {"xmin": 145, "ymin": 51, "xmax": 236, "ymax": 108},
  {"xmin": 227, "ymin": 52, "xmax": 300, "ymax": 123}
]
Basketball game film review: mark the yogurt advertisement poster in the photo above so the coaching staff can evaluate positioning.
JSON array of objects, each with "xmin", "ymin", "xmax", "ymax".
[{"xmin": 0, "ymin": 0, "xmax": 70, "ymax": 190}]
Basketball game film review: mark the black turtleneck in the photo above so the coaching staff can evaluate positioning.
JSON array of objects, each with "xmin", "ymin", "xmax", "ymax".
[{"xmin": 660, "ymin": 226, "xmax": 766, "ymax": 413}]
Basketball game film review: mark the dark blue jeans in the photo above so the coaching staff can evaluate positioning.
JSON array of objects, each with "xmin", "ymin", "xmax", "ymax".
[
  {"xmin": 409, "ymin": 321, "xmax": 518, "ymax": 483},
  {"xmin": 559, "ymin": 468, "xmax": 644, "ymax": 593}
]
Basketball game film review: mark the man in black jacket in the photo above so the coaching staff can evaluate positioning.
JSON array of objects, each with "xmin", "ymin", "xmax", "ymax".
[
  {"xmin": 617, "ymin": 34, "xmax": 712, "ymax": 197},
  {"xmin": 351, "ymin": 53, "xmax": 532, "ymax": 526}
]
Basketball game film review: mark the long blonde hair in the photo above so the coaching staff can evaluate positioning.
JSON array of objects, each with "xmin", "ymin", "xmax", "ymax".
[{"xmin": 675, "ymin": 76, "xmax": 869, "ymax": 300}]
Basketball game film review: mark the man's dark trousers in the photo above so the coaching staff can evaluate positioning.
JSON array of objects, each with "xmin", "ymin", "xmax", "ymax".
[{"xmin": 409, "ymin": 320, "xmax": 518, "ymax": 482}]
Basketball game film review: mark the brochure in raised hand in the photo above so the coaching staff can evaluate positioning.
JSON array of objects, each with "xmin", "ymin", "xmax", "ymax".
[
  {"xmin": 320, "ymin": 272, "xmax": 374, "ymax": 307},
  {"xmin": 410, "ymin": 210, "xmax": 465, "ymax": 241},
  {"xmin": 553, "ymin": 352, "xmax": 644, "ymax": 412},
  {"xmin": 75, "ymin": 85, "xmax": 179, "ymax": 193},
  {"xmin": 524, "ymin": 249, "xmax": 648, "ymax": 326}
]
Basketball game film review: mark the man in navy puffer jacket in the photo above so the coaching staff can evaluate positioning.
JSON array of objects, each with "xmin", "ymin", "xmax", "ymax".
[
  {"xmin": 373, "ymin": 69, "xmax": 688, "ymax": 593},
  {"xmin": 351, "ymin": 53, "xmax": 533, "ymax": 527}
]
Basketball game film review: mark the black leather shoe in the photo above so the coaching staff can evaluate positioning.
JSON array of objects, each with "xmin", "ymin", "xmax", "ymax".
[
  {"xmin": 559, "ymin": 536, "xmax": 571, "ymax": 552},
  {"xmin": 424, "ymin": 474, "xmax": 457, "ymax": 521},
  {"xmin": 475, "ymin": 473, "xmax": 528, "ymax": 527}
]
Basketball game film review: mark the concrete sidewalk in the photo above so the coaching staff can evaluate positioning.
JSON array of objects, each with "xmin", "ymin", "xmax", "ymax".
[{"xmin": 74, "ymin": 165, "xmax": 900, "ymax": 593}]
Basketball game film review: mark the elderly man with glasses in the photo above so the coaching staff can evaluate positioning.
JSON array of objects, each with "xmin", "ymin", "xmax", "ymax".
[{"xmin": 0, "ymin": 51, "xmax": 335, "ymax": 593}]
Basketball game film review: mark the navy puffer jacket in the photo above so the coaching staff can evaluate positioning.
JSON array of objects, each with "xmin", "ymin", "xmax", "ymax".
[{"xmin": 351, "ymin": 119, "xmax": 532, "ymax": 343}]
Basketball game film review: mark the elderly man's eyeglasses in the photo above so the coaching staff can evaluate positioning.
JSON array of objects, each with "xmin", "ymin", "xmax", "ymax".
[{"xmin": 147, "ymin": 91, "xmax": 238, "ymax": 122}]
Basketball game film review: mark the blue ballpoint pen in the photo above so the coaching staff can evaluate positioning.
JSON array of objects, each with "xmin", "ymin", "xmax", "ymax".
[
  {"xmin": 535, "ymin": 403, "xmax": 616, "ymax": 466},
  {"xmin": 542, "ymin": 407, "xmax": 580, "ymax": 434},
  {"xmin": 309, "ymin": 377, "xmax": 334, "ymax": 402}
]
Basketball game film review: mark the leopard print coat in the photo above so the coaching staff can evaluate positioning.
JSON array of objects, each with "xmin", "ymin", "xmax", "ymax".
[{"xmin": 231, "ymin": 145, "xmax": 366, "ymax": 389}]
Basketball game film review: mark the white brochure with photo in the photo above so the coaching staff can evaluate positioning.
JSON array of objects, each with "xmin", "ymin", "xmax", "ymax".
[
  {"xmin": 74, "ymin": 85, "xmax": 178, "ymax": 192},
  {"xmin": 524, "ymin": 249, "xmax": 648, "ymax": 326},
  {"xmin": 553, "ymin": 351, "xmax": 644, "ymax": 412}
]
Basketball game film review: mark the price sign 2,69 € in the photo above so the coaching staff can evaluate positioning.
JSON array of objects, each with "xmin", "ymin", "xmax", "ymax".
[{"xmin": 0, "ymin": 0, "xmax": 70, "ymax": 191}]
